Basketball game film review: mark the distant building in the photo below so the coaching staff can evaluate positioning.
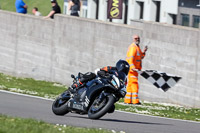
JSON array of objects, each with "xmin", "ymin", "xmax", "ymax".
[
  {"xmin": 177, "ymin": 0, "xmax": 200, "ymax": 28},
  {"xmin": 63, "ymin": 0, "xmax": 200, "ymax": 28},
  {"xmin": 86, "ymin": 0, "xmax": 178, "ymax": 25}
]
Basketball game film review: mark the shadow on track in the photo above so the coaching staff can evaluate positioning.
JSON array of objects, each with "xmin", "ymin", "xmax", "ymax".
[
  {"xmin": 99, "ymin": 118, "xmax": 172, "ymax": 125},
  {"xmin": 66, "ymin": 115, "xmax": 172, "ymax": 126}
]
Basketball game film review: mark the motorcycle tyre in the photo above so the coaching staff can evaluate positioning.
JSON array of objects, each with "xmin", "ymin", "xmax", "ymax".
[
  {"xmin": 88, "ymin": 95, "xmax": 115, "ymax": 119},
  {"xmin": 52, "ymin": 96, "xmax": 69, "ymax": 116},
  {"xmin": 108, "ymin": 104, "xmax": 115, "ymax": 113}
]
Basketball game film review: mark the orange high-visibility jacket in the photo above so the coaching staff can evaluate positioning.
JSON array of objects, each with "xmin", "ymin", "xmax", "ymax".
[{"xmin": 126, "ymin": 43, "xmax": 145, "ymax": 71}]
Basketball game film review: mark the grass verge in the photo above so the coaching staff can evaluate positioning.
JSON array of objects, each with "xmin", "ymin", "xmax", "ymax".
[
  {"xmin": 0, "ymin": 114, "xmax": 111, "ymax": 133},
  {"xmin": 116, "ymin": 101, "xmax": 200, "ymax": 121},
  {"xmin": 0, "ymin": 72, "xmax": 200, "ymax": 122},
  {"xmin": 0, "ymin": 73, "xmax": 67, "ymax": 99}
]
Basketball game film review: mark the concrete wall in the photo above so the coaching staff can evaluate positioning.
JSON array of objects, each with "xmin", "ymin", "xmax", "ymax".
[
  {"xmin": 131, "ymin": 19, "xmax": 200, "ymax": 107},
  {"xmin": 0, "ymin": 10, "xmax": 200, "ymax": 108},
  {"xmin": 0, "ymin": 11, "xmax": 54, "ymax": 81}
]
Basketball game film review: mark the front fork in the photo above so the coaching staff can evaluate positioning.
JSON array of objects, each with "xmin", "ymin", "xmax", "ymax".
[
  {"xmin": 97, "ymin": 91, "xmax": 117, "ymax": 104},
  {"xmin": 60, "ymin": 90, "xmax": 71, "ymax": 100}
]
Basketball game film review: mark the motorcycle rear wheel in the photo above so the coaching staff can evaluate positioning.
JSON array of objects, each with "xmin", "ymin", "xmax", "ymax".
[
  {"xmin": 52, "ymin": 92, "xmax": 70, "ymax": 115},
  {"xmin": 88, "ymin": 94, "xmax": 115, "ymax": 119}
]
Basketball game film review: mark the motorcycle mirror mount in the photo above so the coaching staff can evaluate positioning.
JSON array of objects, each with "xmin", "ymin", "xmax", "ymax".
[{"xmin": 71, "ymin": 74, "xmax": 75, "ymax": 80}]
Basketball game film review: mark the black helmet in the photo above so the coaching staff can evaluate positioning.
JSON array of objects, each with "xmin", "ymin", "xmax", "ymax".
[{"xmin": 116, "ymin": 60, "xmax": 130, "ymax": 75}]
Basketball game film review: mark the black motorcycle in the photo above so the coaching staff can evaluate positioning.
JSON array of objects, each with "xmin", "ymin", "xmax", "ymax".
[{"xmin": 52, "ymin": 70, "xmax": 127, "ymax": 119}]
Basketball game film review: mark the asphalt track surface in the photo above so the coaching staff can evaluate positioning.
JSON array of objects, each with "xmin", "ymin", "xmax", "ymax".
[{"xmin": 0, "ymin": 90, "xmax": 200, "ymax": 133}]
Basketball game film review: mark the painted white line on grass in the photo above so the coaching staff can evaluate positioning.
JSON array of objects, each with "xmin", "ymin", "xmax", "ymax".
[{"xmin": 1, "ymin": 89, "xmax": 200, "ymax": 124}]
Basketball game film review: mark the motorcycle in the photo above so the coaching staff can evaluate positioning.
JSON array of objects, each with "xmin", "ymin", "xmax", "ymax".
[{"xmin": 52, "ymin": 70, "xmax": 127, "ymax": 119}]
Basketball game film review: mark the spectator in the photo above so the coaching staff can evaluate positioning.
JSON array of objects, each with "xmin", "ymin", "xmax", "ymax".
[
  {"xmin": 124, "ymin": 35, "xmax": 148, "ymax": 105},
  {"xmin": 44, "ymin": 0, "xmax": 61, "ymax": 19},
  {"xmin": 68, "ymin": 0, "xmax": 81, "ymax": 17},
  {"xmin": 32, "ymin": 7, "xmax": 42, "ymax": 16},
  {"xmin": 15, "ymin": 0, "xmax": 28, "ymax": 14}
]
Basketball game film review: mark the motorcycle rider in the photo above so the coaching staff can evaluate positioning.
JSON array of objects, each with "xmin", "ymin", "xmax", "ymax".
[
  {"xmin": 69, "ymin": 60, "xmax": 130, "ymax": 95},
  {"xmin": 97, "ymin": 59, "xmax": 130, "ymax": 77}
]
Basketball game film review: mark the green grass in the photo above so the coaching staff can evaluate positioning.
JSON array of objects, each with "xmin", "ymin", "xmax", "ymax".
[
  {"xmin": 0, "ymin": 0, "xmax": 64, "ymax": 16},
  {"xmin": 0, "ymin": 72, "xmax": 200, "ymax": 122},
  {"xmin": 115, "ymin": 101, "xmax": 200, "ymax": 122},
  {"xmin": 0, "ymin": 73, "xmax": 67, "ymax": 99},
  {"xmin": 0, "ymin": 114, "xmax": 111, "ymax": 133}
]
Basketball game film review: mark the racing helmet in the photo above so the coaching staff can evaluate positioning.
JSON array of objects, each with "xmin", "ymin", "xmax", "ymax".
[{"xmin": 116, "ymin": 60, "xmax": 130, "ymax": 75}]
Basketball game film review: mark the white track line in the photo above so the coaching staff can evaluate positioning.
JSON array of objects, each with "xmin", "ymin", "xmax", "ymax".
[
  {"xmin": 0, "ymin": 90, "xmax": 54, "ymax": 101},
  {"xmin": 0, "ymin": 89, "xmax": 200, "ymax": 124}
]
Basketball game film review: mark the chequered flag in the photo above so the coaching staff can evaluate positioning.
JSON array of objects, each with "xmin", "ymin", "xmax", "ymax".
[{"xmin": 138, "ymin": 70, "xmax": 181, "ymax": 92}]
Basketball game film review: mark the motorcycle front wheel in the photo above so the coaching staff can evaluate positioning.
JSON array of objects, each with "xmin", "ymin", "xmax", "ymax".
[
  {"xmin": 52, "ymin": 91, "xmax": 70, "ymax": 115},
  {"xmin": 88, "ymin": 94, "xmax": 115, "ymax": 119}
]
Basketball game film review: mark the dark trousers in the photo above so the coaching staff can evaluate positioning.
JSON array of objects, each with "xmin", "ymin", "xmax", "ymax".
[{"xmin": 71, "ymin": 12, "xmax": 79, "ymax": 17}]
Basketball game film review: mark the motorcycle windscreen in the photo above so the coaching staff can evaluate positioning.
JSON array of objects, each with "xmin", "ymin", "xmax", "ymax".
[{"xmin": 115, "ymin": 71, "xmax": 127, "ymax": 83}]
